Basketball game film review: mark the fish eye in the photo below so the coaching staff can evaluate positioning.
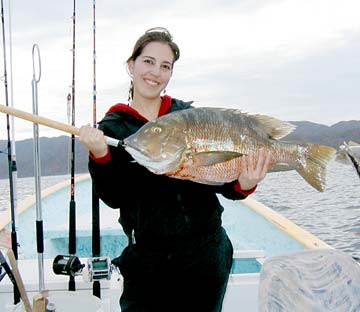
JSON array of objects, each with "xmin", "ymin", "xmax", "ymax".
[{"xmin": 151, "ymin": 126, "xmax": 162, "ymax": 134}]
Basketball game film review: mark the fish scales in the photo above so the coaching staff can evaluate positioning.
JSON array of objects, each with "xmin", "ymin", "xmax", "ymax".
[
  {"xmin": 184, "ymin": 109, "xmax": 262, "ymax": 154},
  {"xmin": 180, "ymin": 108, "xmax": 299, "ymax": 172}
]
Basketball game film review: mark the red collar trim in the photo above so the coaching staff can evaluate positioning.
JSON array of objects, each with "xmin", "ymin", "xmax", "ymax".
[
  {"xmin": 106, "ymin": 95, "xmax": 172, "ymax": 121},
  {"xmin": 158, "ymin": 95, "xmax": 172, "ymax": 117}
]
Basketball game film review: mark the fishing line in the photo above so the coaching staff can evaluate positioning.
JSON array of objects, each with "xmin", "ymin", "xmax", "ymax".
[
  {"xmin": 0, "ymin": 0, "xmax": 19, "ymax": 303},
  {"xmin": 91, "ymin": 0, "xmax": 101, "ymax": 298}
]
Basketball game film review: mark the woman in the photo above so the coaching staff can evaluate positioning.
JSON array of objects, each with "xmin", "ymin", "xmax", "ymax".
[{"xmin": 79, "ymin": 27, "xmax": 270, "ymax": 312}]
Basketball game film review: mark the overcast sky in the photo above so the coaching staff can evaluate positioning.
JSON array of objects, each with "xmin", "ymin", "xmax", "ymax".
[{"xmin": 0, "ymin": 0, "xmax": 359, "ymax": 140}]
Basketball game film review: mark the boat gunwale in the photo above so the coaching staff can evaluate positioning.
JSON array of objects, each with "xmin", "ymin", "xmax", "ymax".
[{"xmin": 0, "ymin": 174, "xmax": 90, "ymax": 230}]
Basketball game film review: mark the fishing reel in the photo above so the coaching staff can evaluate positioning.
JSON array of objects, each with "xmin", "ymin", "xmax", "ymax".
[
  {"xmin": 53, "ymin": 255, "xmax": 85, "ymax": 277},
  {"xmin": 85, "ymin": 256, "xmax": 112, "ymax": 282},
  {"xmin": 53, "ymin": 255, "xmax": 113, "ymax": 282}
]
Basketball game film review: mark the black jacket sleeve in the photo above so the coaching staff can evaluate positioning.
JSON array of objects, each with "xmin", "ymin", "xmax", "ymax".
[{"xmin": 88, "ymin": 113, "xmax": 149, "ymax": 209}]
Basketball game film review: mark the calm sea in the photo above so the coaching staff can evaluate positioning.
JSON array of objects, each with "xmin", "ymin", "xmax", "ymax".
[{"xmin": 0, "ymin": 161, "xmax": 359, "ymax": 259}]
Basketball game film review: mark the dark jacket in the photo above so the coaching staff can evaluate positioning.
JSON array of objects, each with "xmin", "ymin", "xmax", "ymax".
[{"xmin": 88, "ymin": 96, "xmax": 249, "ymax": 246}]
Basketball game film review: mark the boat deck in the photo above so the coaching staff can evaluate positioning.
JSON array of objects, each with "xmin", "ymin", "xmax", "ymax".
[{"xmin": 0, "ymin": 250, "xmax": 263, "ymax": 312}]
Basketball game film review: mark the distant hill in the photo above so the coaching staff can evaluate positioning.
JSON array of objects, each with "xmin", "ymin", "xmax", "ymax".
[
  {"xmin": 0, "ymin": 136, "xmax": 89, "ymax": 179},
  {"xmin": 0, "ymin": 120, "xmax": 359, "ymax": 179},
  {"xmin": 284, "ymin": 120, "xmax": 360, "ymax": 147}
]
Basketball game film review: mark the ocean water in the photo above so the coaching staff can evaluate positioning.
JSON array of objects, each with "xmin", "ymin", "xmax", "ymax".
[
  {"xmin": 0, "ymin": 161, "xmax": 359, "ymax": 259},
  {"xmin": 252, "ymin": 161, "xmax": 360, "ymax": 259}
]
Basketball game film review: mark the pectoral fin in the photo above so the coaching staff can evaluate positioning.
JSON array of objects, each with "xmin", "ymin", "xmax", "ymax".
[{"xmin": 190, "ymin": 151, "xmax": 243, "ymax": 166}]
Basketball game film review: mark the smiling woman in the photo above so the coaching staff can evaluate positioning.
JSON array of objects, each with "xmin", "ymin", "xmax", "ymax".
[{"xmin": 78, "ymin": 27, "xmax": 272, "ymax": 312}]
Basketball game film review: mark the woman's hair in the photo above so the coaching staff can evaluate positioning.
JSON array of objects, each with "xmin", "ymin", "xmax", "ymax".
[
  {"xmin": 127, "ymin": 27, "xmax": 180, "ymax": 64},
  {"xmin": 127, "ymin": 27, "xmax": 180, "ymax": 102}
]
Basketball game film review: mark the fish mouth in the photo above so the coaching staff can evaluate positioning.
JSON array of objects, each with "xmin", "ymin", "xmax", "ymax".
[
  {"xmin": 123, "ymin": 139, "xmax": 184, "ymax": 174},
  {"xmin": 123, "ymin": 142, "xmax": 166, "ymax": 174},
  {"xmin": 123, "ymin": 140, "xmax": 152, "ymax": 162},
  {"xmin": 124, "ymin": 144, "xmax": 151, "ymax": 161}
]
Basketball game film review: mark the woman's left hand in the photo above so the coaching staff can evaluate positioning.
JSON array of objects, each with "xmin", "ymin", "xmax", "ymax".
[{"xmin": 238, "ymin": 149, "xmax": 272, "ymax": 191}]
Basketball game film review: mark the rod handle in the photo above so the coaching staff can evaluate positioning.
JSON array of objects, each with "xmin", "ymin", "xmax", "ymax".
[
  {"xmin": 0, "ymin": 104, "xmax": 79, "ymax": 135},
  {"xmin": 0, "ymin": 104, "xmax": 121, "ymax": 147}
]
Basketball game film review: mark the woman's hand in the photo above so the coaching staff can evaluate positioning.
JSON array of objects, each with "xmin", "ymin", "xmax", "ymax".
[
  {"xmin": 238, "ymin": 149, "xmax": 272, "ymax": 191},
  {"xmin": 79, "ymin": 124, "xmax": 108, "ymax": 158}
]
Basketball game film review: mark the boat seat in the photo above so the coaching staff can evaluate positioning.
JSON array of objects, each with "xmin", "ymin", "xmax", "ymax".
[{"xmin": 258, "ymin": 249, "xmax": 360, "ymax": 312}]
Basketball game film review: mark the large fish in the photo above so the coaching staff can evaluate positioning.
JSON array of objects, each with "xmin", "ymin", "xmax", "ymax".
[{"xmin": 124, "ymin": 107, "xmax": 336, "ymax": 192}]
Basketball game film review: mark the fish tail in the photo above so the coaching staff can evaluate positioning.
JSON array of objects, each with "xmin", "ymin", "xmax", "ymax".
[{"xmin": 296, "ymin": 144, "xmax": 336, "ymax": 192}]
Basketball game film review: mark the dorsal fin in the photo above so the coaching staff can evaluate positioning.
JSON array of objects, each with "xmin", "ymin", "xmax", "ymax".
[{"xmin": 250, "ymin": 114, "xmax": 296, "ymax": 139}]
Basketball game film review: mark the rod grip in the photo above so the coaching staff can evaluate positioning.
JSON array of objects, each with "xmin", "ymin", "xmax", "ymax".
[
  {"xmin": 0, "ymin": 104, "xmax": 122, "ymax": 147},
  {"xmin": 36, "ymin": 220, "xmax": 44, "ymax": 254},
  {"xmin": 0, "ymin": 104, "xmax": 79, "ymax": 136}
]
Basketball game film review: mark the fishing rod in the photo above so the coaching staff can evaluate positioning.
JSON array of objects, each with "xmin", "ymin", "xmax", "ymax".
[
  {"xmin": 68, "ymin": 0, "xmax": 77, "ymax": 292},
  {"xmin": 0, "ymin": 104, "xmax": 122, "ymax": 147},
  {"xmin": 92, "ymin": 0, "xmax": 101, "ymax": 298},
  {"xmin": 0, "ymin": 0, "xmax": 19, "ymax": 304},
  {"xmin": 7, "ymin": 0, "xmax": 18, "ymax": 223}
]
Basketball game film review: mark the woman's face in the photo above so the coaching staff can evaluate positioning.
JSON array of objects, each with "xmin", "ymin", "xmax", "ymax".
[{"xmin": 128, "ymin": 41, "xmax": 174, "ymax": 101}]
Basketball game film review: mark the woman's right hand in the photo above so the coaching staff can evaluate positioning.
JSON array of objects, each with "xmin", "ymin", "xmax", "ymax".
[
  {"xmin": 238, "ymin": 149, "xmax": 272, "ymax": 191},
  {"xmin": 79, "ymin": 124, "xmax": 108, "ymax": 158}
]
